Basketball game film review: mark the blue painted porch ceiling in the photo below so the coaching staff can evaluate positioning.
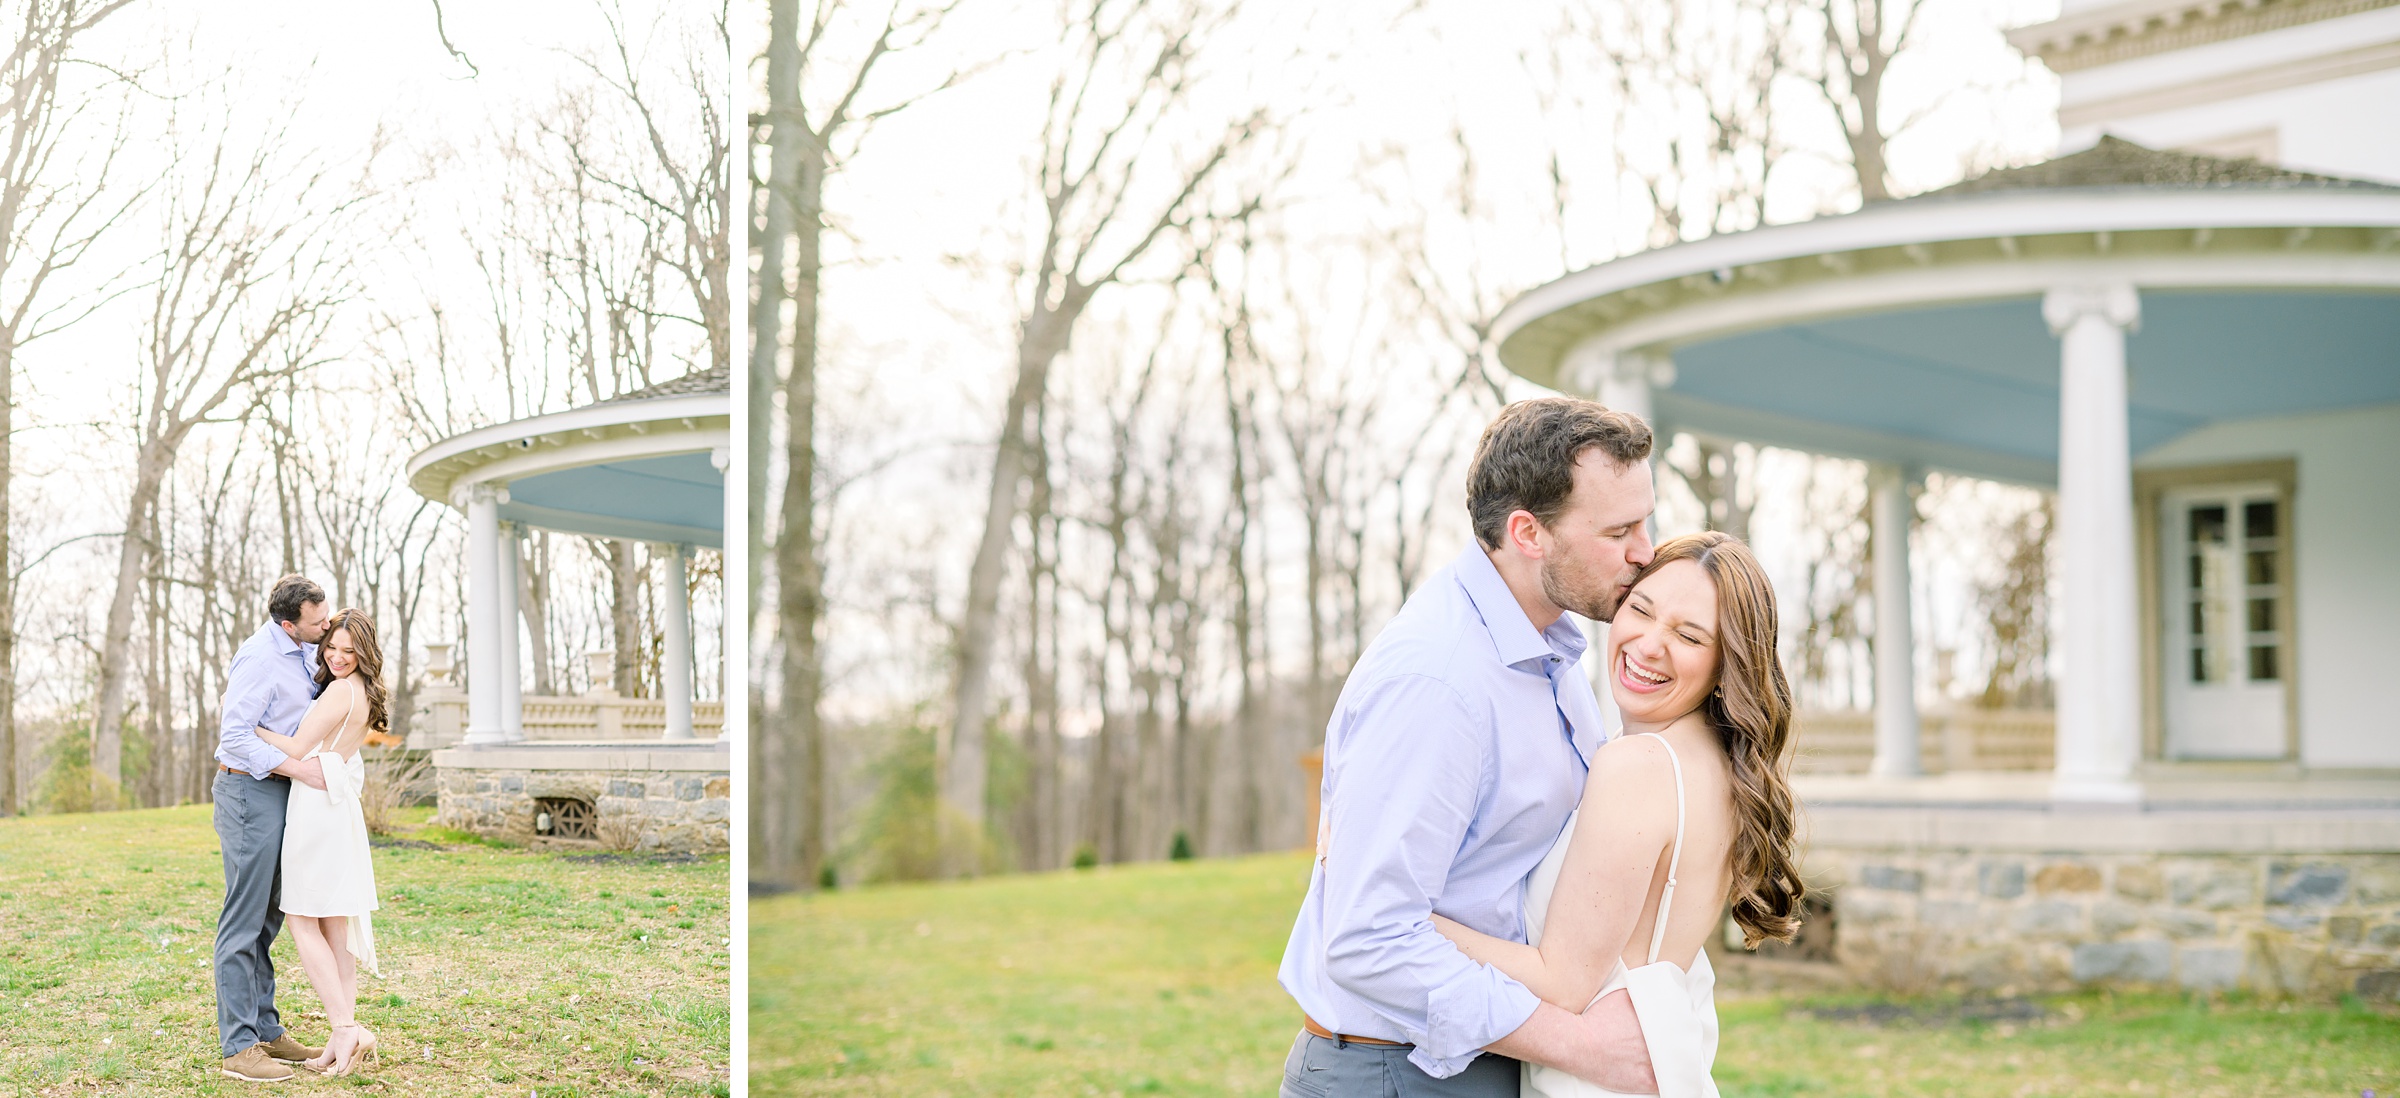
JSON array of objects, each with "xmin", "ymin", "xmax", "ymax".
[
  {"xmin": 505, "ymin": 452, "xmax": 723, "ymax": 532},
  {"xmin": 1670, "ymin": 291, "xmax": 2400, "ymax": 464}
]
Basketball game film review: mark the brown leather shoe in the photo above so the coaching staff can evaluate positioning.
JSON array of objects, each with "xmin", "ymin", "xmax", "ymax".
[
  {"xmin": 221, "ymin": 1044, "xmax": 294, "ymax": 1082},
  {"xmin": 258, "ymin": 1032, "xmax": 323, "ymax": 1064}
]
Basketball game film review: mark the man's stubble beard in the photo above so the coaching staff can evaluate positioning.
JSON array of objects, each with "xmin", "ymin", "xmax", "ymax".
[{"xmin": 1541, "ymin": 552, "xmax": 1627, "ymax": 624}]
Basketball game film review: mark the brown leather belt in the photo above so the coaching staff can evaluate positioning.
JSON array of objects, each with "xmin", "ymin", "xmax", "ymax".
[
  {"xmin": 1303, "ymin": 1015, "xmax": 1410, "ymax": 1048},
  {"xmin": 218, "ymin": 764, "xmax": 285, "ymax": 778}
]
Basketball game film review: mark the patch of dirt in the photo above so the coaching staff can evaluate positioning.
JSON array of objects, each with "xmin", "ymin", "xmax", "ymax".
[
  {"xmin": 369, "ymin": 837, "xmax": 444, "ymax": 850},
  {"xmin": 560, "ymin": 851, "xmax": 701, "ymax": 865},
  {"xmin": 1802, "ymin": 996, "xmax": 2048, "ymax": 1027}
]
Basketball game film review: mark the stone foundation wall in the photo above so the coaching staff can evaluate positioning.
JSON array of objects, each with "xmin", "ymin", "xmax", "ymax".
[
  {"xmin": 1806, "ymin": 846, "xmax": 2400, "ymax": 1001},
  {"xmin": 435, "ymin": 765, "xmax": 730, "ymax": 855}
]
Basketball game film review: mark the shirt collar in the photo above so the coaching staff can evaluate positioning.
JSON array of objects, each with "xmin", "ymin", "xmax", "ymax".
[
  {"xmin": 265, "ymin": 620, "xmax": 314, "ymax": 660},
  {"xmin": 1454, "ymin": 542, "xmax": 1587, "ymax": 672}
]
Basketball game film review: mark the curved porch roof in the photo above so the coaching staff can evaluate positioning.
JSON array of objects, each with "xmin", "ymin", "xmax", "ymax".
[
  {"xmin": 405, "ymin": 366, "xmax": 731, "ymax": 547},
  {"xmin": 1492, "ymin": 139, "xmax": 2400, "ymax": 484}
]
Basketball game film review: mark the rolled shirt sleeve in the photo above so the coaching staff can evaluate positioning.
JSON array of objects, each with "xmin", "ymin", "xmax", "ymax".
[
  {"xmin": 1318, "ymin": 673, "xmax": 1542, "ymax": 1077},
  {"xmin": 216, "ymin": 646, "xmax": 291, "ymax": 779}
]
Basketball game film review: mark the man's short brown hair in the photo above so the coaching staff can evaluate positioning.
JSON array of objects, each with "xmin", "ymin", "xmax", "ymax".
[
  {"xmin": 1467, "ymin": 397, "xmax": 1654, "ymax": 550},
  {"xmin": 268, "ymin": 574, "xmax": 326, "ymax": 624}
]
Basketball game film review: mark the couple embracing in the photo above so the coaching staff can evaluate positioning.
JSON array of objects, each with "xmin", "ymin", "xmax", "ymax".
[
  {"xmin": 211, "ymin": 575, "xmax": 391, "ymax": 1082},
  {"xmin": 1280, "ymin": 398, "xmax": 1806, "ymax": 1098}
]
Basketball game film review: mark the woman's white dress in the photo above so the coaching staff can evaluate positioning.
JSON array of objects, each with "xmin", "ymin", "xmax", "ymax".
[
  {"xmin": 277, "ymin": 682, "xmax": 382, "ymax": 977},
  {"xmin": 1522, "ymin": 733, "xmax": 1720, "ymax": 1098}
]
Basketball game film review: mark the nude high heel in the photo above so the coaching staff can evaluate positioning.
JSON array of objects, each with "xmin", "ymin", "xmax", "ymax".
[{"xmin": 324, "ymin": 1023, "xmax": 378, "ymax": 1077}]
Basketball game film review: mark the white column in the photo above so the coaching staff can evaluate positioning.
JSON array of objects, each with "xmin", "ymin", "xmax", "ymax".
[
  {"xmin": 662, "ymin": 543, "xmax": 696, "ymax": 741},
  {"xmin": 461, "ymin": 484, "xmax": 506, "ymax": 746},
  {"xmin": 1869, "ymin": 463, "xmax": 1921, "ymax": 777},
  {"xmin": 497, "ymin": 521, "xmax": 525, "ymax": 742},
  {"xmin": 713, "ymin": 446, "xmax": 732, "ymax": 742},
  {"xmin": 2044, "ymin": 285, "xmax": 2144, "ymax": 804}
]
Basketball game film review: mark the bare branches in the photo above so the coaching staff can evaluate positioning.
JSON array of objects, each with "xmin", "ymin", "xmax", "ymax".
[
  {"xmin": 942, "ymin": 0, "xmax": 1277, "ymax": 872},
  {"xmin": 425, "ymin": 0, "xmax": 482, "ymax": 78},
  {"xmin": 87, "ymin": 72, "xmax": 366, "ymax": 804},
  {"xmin": 0, "ymin": 0, "xmax": 140, "ymax": 815}
]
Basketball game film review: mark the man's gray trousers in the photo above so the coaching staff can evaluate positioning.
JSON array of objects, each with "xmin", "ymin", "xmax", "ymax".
[
  {"xmin": 212, "ymin": 770, "xmax": 290, "ymax": 1058},
  {"xmin": 1280, "ymin": 1031, "xmax": 1521, "ymax": 1097}
]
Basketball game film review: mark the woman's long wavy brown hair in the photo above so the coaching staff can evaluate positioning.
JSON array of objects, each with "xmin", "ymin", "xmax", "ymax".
[
  {"xmin": 313, "ymin": 607, "xmax": 391, "ymax": 741},
  {"xmin": 1632, "ymin": 531, "xmax": 1805, "ymax": 948}
]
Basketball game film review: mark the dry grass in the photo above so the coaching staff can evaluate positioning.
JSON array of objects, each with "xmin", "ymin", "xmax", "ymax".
[
  {"xmin": 358, "ymin": 748, "xmax": 431, "ymax": 836},
  {"xmin": 0, "ymin": 803, "xmax": 729, "ymax": 1097}
]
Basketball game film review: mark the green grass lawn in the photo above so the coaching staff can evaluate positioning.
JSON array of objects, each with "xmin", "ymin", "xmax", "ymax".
[
  {"xmin": 0, "ymin": 803, "xmax": 730, "ymax": 1097},
  {"xmin": 750, "ymin": 851, "xmax": 2399, "ymax": 1097}
]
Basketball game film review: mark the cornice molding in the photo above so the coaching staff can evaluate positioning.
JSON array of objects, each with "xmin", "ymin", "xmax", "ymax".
[
  {"xmin": 2059, "ymin": 38, "xmax": 2400, "ymax": 127},
  {"xmin": 2009, "ymin": 0, "xmax": 2399, "ymax": 72}
]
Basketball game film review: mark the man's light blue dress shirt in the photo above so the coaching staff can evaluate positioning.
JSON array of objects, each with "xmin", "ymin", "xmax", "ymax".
[
  {"xmin": 1278, "ymin": 542, "xmax": 1607, "ymax": 1078},
  {"xmin": 215, "ymin": 620, "xmax": 322, "ymax": 779}
]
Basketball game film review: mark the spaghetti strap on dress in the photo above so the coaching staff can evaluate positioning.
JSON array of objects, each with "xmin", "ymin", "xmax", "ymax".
[{"xmin": 1521, "ymin": 732, "xmax": 1720, "ymax": 1098}]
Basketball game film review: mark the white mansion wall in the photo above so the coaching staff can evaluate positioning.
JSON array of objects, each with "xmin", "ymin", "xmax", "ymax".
[
  {"xmin": 2137, "ymin": 402, "xmax": 2400, "ymax": 768},
  {"xmin": 2055, "ymin": 5, "xmax": 2400, "ymax": 185}
]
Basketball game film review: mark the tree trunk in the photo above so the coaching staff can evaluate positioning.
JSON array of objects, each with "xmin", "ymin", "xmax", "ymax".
[
  {"xmin": 1, "ymin": 330, "xmax": 13, "ymax": 817},
  {"xmin": 146, "ymin": 540, "xmax": 169, "ymax": 807},
  {"xmin": 93, "ymin": 445, "xmax": 170, "ymax": 808},
  {"xmin": 751, "ymin": 0, "xmax": 801, "ymax": 890},
  {"xmin": 945, "ymin": 304, "xmax": 1077, "ymax": 870},
  {"xmin": 1020, "ymin": 409, "xmax": 1059, "ymax": 869},
  {"xmin": 774, "ymin": 130, "xmax": 832, "ymax": 893},
  {"xmin": 609, "ymin": 539, "xmax": 644, "ymax": 697},
  {"xmin": 518, "ymin": 532, "xmax": 555, "ymax": 695}
]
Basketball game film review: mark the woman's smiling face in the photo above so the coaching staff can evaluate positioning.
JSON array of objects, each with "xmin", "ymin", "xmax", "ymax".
[
  {"xmin": 1606, "ymin": 557, "xmax": 1721, "ymax": 725},
  {"xmin": 323, "ymin": 627, "xmax": 359, "ymax": 679}
]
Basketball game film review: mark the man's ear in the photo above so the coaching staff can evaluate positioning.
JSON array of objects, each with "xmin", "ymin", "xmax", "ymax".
[{"xmin": 1505, "ymin": 509, "xmax": 1546, "ymax": 560}]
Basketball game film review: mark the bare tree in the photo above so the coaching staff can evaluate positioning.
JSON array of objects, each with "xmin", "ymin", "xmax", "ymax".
[
  {"xmin": 0, "ymin": 0, "xmax": 140, "ymax": 814},
  {"xmin": 753, "ymin": 0, "xmax": 973, "ymax": 891},
  {"xmin": 1563, "ymin": 0, "xmax": 1798, "ymax": 247},
  {"xmin": 945, "ymin": 0, "xmax": 1268, "ymax": 873},
  {"xmin": 89, "ymin": 96, "xmax": 361, "ymax": 806},
  {"xmin": 575, "ymin": 1, "xmax": 732, "ymax": 381},
  {"xmin": 1976, "ymin": 494, "xmax": 2052, "ymax": 709},
  {"xmin": 1800, "ymin": 0, "xmax": 1934, "ymax": 203}
]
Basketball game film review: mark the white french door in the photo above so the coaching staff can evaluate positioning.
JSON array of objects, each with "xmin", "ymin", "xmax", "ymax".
[{"xmin": 2159, "ymin": 483, "xmax": 2290, "ymax": 760}]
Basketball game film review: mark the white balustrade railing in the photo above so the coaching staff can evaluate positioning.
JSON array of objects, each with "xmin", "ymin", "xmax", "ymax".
[
  {"xmin": 406, "ymin": 685, "xmax": 724, "ymax": 750},
  {"xmin": 1791, "ymin": 708, "xmax": 2055, "ymax": 774}
]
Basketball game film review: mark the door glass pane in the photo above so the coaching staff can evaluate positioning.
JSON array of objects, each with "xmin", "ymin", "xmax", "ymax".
[
  {"xmin": 2248, "ymin": 597, "xmax": 2275, "ymax": 632},
  {"xmin": 2244, "ymin": 500, "xmax": 2277, "ymax": 540},
  {"xmin": 2249, "ymin": 645, "xmax": 2278, "ymax": 682},
  {"xmin": 2188, "ymin": 505, "xmax": 2235, "ymax": 685},
  {"xmin": 2247, "ymin": 549, "xmax": 2278, "ymax": 585}
]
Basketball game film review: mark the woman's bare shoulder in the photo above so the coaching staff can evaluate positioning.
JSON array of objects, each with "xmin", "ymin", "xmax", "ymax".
[
  {"xmin": 1593, "ymin": 729, "xmax": 1674, "ymax": 767},
  {"xmin": 1581, "ymin": 733, "xmax": 1678, "ymax": 800}
]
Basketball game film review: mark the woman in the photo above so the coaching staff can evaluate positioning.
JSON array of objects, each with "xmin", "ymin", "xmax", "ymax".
[
  {"xmin": 254, "ymin": 607, "xmax": 388, "ymax": 1077},
  {"xmin": 1435, "ymin": 532, "xmax": 1804, "ymax": 1098}
]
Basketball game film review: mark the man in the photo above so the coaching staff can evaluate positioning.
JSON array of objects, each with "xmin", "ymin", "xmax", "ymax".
[
  {"xmin": 213, "ymin": 574, "xmax": 334, "ymax": 1083},
  {"xmin": 1278, "ymin": 398, "xmax": 1660, "ymax": 1096}
]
